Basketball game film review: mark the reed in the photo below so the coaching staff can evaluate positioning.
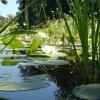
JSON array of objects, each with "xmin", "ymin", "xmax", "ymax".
[
  {"xmin": 25, "ymin": 0, "xmax": 29, "ymax": 29},
  {"xmin": 56, "ymin": 0, "xmax": 100, "ymax": 82}
]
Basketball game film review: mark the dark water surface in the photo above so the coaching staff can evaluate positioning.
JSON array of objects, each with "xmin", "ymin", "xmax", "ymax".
[
  {"xmin": 0, "ymin": 57, "xmax": 60, "ymax": 100},
  {"xmin": 0, "ymin": 83, "xmax": 57, "ymax": 100},
  {"xmin": 0, "ymin": 56, "xmax": 79, "ymax": 100}
]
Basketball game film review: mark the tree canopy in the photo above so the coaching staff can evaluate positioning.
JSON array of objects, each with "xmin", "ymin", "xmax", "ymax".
[{"xmin": 17, "ymin": 0, "xmax": 69, "ymax": 28}]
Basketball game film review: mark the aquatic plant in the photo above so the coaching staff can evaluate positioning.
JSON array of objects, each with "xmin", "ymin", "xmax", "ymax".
[{"xmin": 56, "ymin": 0, "xmax": 100, "ymax": 82}]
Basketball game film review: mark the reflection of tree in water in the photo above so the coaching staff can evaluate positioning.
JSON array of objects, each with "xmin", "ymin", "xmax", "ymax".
[
  {"xmin": 49, "ymin": 65, "xmax": 82, "ymax": 100},
  {"xmin": 18, "ymin": 65, "xmax": 43, "ymax": 77},
  {"xmin": 54, "ymin": 89, "xmax": 81, "ymax": 100},
  {"xmin": 54, "ymin": 89, "xmax": 69, "ymax": 100},
  {"xmin": 18, "ymin": 63, "xmax": 82, "ymax": 99},
  {"xmin": 0, "ymin": 97, "xmax": 9, "ymax": 100}
]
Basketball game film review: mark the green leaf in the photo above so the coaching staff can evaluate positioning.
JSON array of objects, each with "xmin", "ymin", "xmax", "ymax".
[
  {"xmin": 66, "ymin": 55, "xmax": 75, "ymax": 61},
  {"xmin": 29, "ymin": 39, "xmax": 40, "ymax": 53},
  {"xmin": 1, "ymin": 37, "xmax": 10, "ymax": 45},
  {"xmin": 0, "ymin": 57, "xmax": 19, "ymax": 66},
  {"xmin": 2, "ymin": 37, "xmax": 24, "ymax": 49},
  {"xmin": 9, "ymin": 39, "xmax": 24, "ymax": 49},
  {"xmin": 1, "ymin": 60, "xmax": 18, "ymax": 66}
]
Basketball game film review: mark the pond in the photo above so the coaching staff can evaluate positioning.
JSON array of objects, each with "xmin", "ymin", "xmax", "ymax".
[{"xmin": 0, "ymin": 55, "xmax": 78, "ymax": 100}]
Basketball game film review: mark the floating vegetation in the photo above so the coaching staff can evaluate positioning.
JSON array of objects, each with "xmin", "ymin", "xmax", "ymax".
[
  {"xmin": 73, "ymin": 84, "xmax": 100, "ymax": 100},
  {"xmin": 0, "ymin": 74, "xmax": 50, "ymax": 91}
]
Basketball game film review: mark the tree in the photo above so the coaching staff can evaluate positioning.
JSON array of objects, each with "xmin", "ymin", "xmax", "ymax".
[{"xmin": 17, "ymin": 0, "xmax": 69, "ymax": 28}]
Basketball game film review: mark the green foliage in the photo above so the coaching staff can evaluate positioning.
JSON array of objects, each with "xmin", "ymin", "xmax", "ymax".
[
  {"xmin": 10, "ymin": 30, "xmax": 36, "ymax": 35},
  {"xmin": 18, "ymin": 0, "xmax": 47, "ymax": 27},
  {"xmin": 0, "ymin": 1, "xmax": 39, "ymax": 54},
  {"xmin": 55, "ymin": 0, "xmax": 100, "ymax": 82},
  {"xmin": 9, "ymin": 39, "xmax": 24, "ymax": 49},
  {"xmin": 29, "ymin": 39, "xmax": 41, "ymax": 53},
  {"xmin": 0, "ymin": 0, "xmax": 34, "ymax": 34},
  {"xmin": 2, "ymin": 37, "xmax": 24, "ymax": 49},
  {"xmin": 0, "ymin": 0, "xmax": 100, "ymax": 85},
  {"xmin": 72, "ymin": 0, "xmax": 89, "ymax": 79},
  {"xmin": 1, "ymin": 58, "xmax": 18, "ymax": 66}
]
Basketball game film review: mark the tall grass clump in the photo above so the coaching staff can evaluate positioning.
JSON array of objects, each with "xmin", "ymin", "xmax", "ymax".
[{"xmin": 56, "ymin": 0, "xmax": 100, "ymax": 82}]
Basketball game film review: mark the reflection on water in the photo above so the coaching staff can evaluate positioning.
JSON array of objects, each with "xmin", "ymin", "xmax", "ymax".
[
  {"xmin": 0, "ymin": 83, "xmax": 57, "ymax": 100},
  {"xmin": 0, "ymin": 57, "xmax": 58, "ymax": 100},
  {"xmin": 18, "ymin": 64, "xmax": 43, "ymax": 77},
  {"xmin": 0, "ymin": 56, "xmax": 79, "ymax": 100},
  {"xmin": 0, "ymin": 97, "xmax": 9, "ymax": 100},
  {"xmin": 0, "ymin": 63, "xmax": 50, "ymax": 91}
]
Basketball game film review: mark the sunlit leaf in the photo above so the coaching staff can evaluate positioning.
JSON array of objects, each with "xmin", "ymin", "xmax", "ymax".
[
  {"xmin": 0, "ymin": 58, "xmax": 19, "ymax": 66},
  {"xmin": 1, "ymin": 37, "xmax": 9, "ymax": 45},
  {"xmin": 1, "ymin": 61, "xmax": 18, "ymax": 66},
  {"xmin": 1, "ymin": 37, "xmax": 24, "ymax": 49},
  {"xmin": 9, "ymin": 39, "xmax": 24, "ymax": 48},
  {"xmin": 29, "ymin": 39, "xmax": 41, "ymax": 53},
  {"xmin": 66, "ymin": 55, "xmax": 75, "ymax": 61}
]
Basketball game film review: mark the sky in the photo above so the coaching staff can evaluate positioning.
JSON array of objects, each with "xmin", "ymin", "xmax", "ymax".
[{"xmin": 0, "ymin": 0, "xmax": 19, "ymax": 17}]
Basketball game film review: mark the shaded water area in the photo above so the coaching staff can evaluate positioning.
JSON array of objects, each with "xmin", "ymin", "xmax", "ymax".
[{"xmin": 0, "ymin": 55, "xmax": 79, "ymax": 100}]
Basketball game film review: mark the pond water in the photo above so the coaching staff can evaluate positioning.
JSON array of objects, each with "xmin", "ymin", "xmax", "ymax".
[
  {"xmin": 0, "ymin": 83, "xmax": 57, "ymax": 100},
  {"xmin": 0, "ymin": 56, "xmax": 77, "ymax": 100}
]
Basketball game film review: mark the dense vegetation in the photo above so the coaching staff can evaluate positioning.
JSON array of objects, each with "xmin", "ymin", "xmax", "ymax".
[
  {"xmin": 0, "ymin": 0, "xmax": 99, "ymax": 82},
  {"xmin": 0, "ymin": 0, "xmax": 100, "ymax": 99},
  {"xmin": 17, "ymin": 0, "xmax": 69, "ymax": 28},
  {"xmin": 16, "ymin": 0, "xmax": 99, "ymax": 29}
]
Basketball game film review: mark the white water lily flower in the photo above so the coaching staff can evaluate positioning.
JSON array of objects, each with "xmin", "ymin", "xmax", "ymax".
[
  {"xmin": 58, "ymin": 41, "xmax": 63, "ymax": 45},
  {"xmin": 38, "ymin": 31, "xmax": 48, "ymax": 38},
  {"xmin": 41, "ymin": 45, "xmax": 57, "ymax": 54}
]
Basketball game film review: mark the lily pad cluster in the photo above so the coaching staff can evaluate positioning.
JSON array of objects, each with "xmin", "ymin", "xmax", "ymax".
[{"xmin": 0, "ymin": 74, "xmax": 50, "ymax": 91}]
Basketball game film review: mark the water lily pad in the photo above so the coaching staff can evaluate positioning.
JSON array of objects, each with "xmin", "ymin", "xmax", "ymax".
[
  {"xmin": 0, "ymin": 56, "xmax": 34, "ymax": 67},
  {"xmin": 1, "ymin": 58, "xmax": 31, "ymax": 62},
  {"xmin": 18, "ymin": 63, "xmax": 40, "ymax": 68},
  {"xmin": 19, "ymin": 59, "xmax": 69, "ymax": 68},
  {"xmin": 0, "ymin": 57, "xmax": 29, "ymax": 66},
  {"xmin": 34, "ymin": 59, "xmax": 69, "ymax": 66},
  {"xmin": 1, "ymin": 60, "xmax": 18, "ymax": 66},
  {"xmin": 0, "ymin": 74, "xmax": 12, "ymax": 78},
  {"xmin": 0, "ymin": 54, "xmax": 27, "ymax": 58},
  {"xmin": 27, "ymin": 57, "xmax": 56, "ymax": 61},
  {"xmin": 0, "ymin": 75, "xmax": 50, "ymax": 91},
  {"xmin": 73, "ymin": 84, "xmax": 100, "ymax": 100},
  {"xmin": 18, "ymin": 59, "xmax": 69, "ymax": 69}
]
